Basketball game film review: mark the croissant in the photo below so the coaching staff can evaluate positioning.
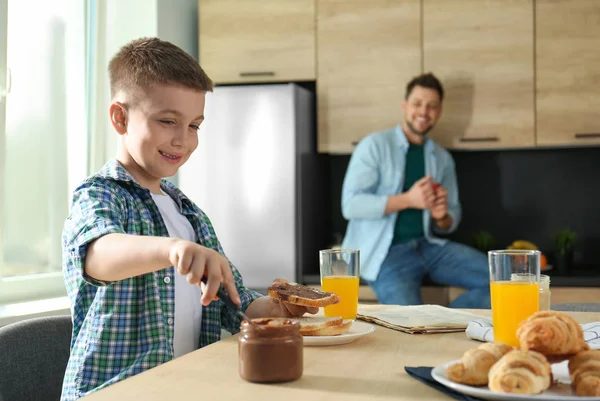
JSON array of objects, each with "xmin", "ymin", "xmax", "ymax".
[
  {"xmin": 516, "ymin": 311, "xmax": 589, "ymax": 357},
  {"xmin": 447, "ymin": 342, "xmax": 514, "ymax": 385},
  {"xmin": 488, "ymin": 350, "xmax": 552, "ymax": 394},
  {"xmin": 568, "ymin": 350, "xmax": 600, "ymax": 396}
]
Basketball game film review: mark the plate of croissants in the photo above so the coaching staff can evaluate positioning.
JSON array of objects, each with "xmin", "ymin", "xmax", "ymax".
[{"xmin": 431, "ymin": 311, "xmax": 600, "ymax": 400}]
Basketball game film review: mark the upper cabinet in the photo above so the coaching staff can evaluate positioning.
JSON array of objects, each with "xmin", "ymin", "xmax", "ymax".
[
  {"xmin": 535, "ymin": 0, "xmax": 600, "ymax": 146},
  {"xmin": 197, "ymin": 0, "xmax": 600, "ymax": 152},
  {"xmin": 316, "ymin": 0, "xmax": 421, "ymax": 153},
  {"xmin": 198, "ymin": 0, "xmax": 316, "ymax": 84},
  {"xmin": 423, "ymin": 0, "xmax": 535, "ymax": 149}
]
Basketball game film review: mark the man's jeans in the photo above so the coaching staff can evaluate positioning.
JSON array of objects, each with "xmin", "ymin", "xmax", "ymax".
[{"xmin": 367, "ymin": 238, "xmax": 491, "ymax": 309}]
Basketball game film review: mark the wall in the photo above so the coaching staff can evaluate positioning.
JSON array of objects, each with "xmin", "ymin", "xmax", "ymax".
[
  {"xmin": 448, "ymin": 146, "xmax": 600, "ymax": 272},
  {"xmin": 320, "ymin": 146, "xmax": 600, "ymax": 278},
  {"xmin": 157, "ymin": 0, "xmax": 199, "ymax": 60}
]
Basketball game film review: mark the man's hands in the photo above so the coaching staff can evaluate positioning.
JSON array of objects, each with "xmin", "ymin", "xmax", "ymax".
[
  {"xmin": 406, "ymin": 176, "xmax": 436, "ymax": 209},
  {"xmin": 386, "ymin": 176, "xmax": 441, "ymax": 214},
  {"xmin": 428, "ymin": 180, "xmax": 453, "ymax": 230},
  {"xmin": 400, "ymin": 175, "xmax": 451, "ymax": 227},
  {"xmin": 430, "ymin": 184, "xmax": 448, "ymax": 221},
  {"xmin": 405, "ymin": 176, "xmax": 448, "ymax": 220},
  {"xmin": 384, "ymin": 175, "xmax": 453, "ymax": 228},
  {"xmin": 168, "ymin": 239, "xmax": 241, "ymax": 306}
]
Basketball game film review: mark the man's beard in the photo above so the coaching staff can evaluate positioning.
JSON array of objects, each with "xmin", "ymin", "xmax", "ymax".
[{"xmin": 406, "ymin": 120, "xmax": 435, "ymax": 137}]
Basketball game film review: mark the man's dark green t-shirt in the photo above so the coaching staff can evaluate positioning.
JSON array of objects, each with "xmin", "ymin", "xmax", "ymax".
[{"xmin": 392, "ymin": 143, "xmax": 425, "ymax": 244}]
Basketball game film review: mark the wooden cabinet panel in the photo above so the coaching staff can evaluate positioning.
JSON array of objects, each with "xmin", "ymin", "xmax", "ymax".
[
  {"xmin": 199, "ymin": 0, "xmax": 316, "ymax": 84},
  {"xmin": 536, "ymin": 0, "xmax": 600, "ymax": 146},
  {"xmin": 550, "ymin": 287, "xmax": 600, "ymax": 305},
  {"xmin": 423, "ymin": 0, "xmax": 535, "ymax": 149},
  {"xmin": 317, "ymin": 0, "xmax": 421, "ymax": 153}
]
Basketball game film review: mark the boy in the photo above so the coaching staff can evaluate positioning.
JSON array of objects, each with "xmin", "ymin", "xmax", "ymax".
[{"xmin": 61, "ymin": 37, "xmax": 317, "ymax": 401}]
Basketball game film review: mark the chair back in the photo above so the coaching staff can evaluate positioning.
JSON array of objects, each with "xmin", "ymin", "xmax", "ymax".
[{"xmin": 0, "ymin": 315, "xmax": 72, "ymax": 401}]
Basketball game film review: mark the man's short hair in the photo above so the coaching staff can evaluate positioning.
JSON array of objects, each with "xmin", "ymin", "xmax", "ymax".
[{"xmin": 405, "ymin": 72, "xmax": 444, "ymax": 102}]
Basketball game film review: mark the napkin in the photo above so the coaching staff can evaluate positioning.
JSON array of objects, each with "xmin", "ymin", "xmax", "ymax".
[
  {"xmin": 357, "ymin": 304, "xmax": 485, "ymax": 334},
  {"xmin": 465, "ymin": 319, "xmax": 600, "ymax": 349},
  {"xmin": 404, "ymin": 367, "xmax": 482, "ymax": 401}
]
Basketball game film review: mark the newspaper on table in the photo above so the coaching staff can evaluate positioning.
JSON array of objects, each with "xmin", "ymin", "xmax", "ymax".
[{"xmin": 357, "ymin": 304, "xmax": 486, "ymax": 334}]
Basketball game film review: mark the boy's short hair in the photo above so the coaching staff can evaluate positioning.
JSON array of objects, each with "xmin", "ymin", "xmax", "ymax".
[
  {"xmin": 108, "ymin": 37, "xmax": 213, "ymax": 100},
  {"xmin": 405, "ymin": 72, "xmax": 444, "ymax": 102}
]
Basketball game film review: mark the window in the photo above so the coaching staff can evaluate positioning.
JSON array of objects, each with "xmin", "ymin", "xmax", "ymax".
[{"xmin": 0, "ymin": 0, "xmax": 89, "ymax": 304}]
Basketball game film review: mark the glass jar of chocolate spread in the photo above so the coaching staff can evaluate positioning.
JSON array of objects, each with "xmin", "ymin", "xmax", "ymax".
[{"xmin": 238, "ymin": 317, "xmax": 303, "ymax": 383}]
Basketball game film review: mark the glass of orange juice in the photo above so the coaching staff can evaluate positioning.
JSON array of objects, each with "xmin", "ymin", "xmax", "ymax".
[
  {"xmin": 319, "ymin": 249, "xmax": 360, "ymax": 320},
  {"xmin": 489, "ymin": 250, "xmax": 540, "ymax": 347}
]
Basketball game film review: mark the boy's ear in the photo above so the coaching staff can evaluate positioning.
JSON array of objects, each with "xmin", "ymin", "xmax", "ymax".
[{"xmin": 109, "ymin": 102, "xmax": 128, "ymax": 135}]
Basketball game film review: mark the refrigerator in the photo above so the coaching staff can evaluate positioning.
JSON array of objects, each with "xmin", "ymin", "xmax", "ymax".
[{"xmin": 178, "ymin": 83, "xmax": 325, "ymax": 290}]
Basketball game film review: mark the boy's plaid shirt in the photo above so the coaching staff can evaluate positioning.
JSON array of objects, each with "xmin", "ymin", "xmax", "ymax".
[{"xmin": 60, "ymin": 159, "xmax": 261, "ymax": 401}]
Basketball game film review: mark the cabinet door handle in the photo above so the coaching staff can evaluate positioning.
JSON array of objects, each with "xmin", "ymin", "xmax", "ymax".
[
  {"xmin": 351, "ymin": 141, "xmax": 359, "ymax": 146},
  {"xmin": 458, "ymin": 136, "xmax": 499, "ymax": 143},
  {"xmin": 239, "ymin": 71, "xmax": 275, "ymax": 77},
  {"xmin": 575, "ymin": 133, "xmax": 600, "ymax": 139}
]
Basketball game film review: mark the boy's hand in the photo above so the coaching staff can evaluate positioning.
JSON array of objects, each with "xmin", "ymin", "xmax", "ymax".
[{"xmin": 168, "ymin": 239, "xmax": 241, "ymax": 306}]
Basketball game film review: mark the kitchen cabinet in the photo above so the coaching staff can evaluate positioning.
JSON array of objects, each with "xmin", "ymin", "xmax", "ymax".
[
  {"xmin": 316, "ymin": 0, "xmax": 421, "ymax": 153},
  {"xmin": 536, "ymin": 0, "xmax": 600, "ymax": 146},
  {"xmin": 423, "ymin": 0, "xmax": 535, "ymax": 149},
  {"xmin": 198, "ymin": 0, "xmax": 316, "ymax": 84}
]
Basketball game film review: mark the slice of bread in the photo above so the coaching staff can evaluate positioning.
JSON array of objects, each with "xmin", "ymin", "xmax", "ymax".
[
  {"xmin": 295, "ymin": 316, "xmax": 343, "ymax": 334},
  {"xmin": 301, "ymin": 320, "xmax": 353, "ymax": 337},
  {"xmin": 268, "ymin": 281, "xmax": 338, "ymax": 307}
]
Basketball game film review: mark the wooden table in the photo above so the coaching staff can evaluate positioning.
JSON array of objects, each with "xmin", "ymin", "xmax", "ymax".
[{"xmin": 83, "ymin": 310, "xmax": 600, "ymax": 400}]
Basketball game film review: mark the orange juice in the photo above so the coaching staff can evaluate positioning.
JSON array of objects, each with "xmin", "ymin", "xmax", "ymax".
[
  {"xmin": 490, "ymin": 281, "xmax": 540, "ymax": 347},
  {"xmin": 321, "ymin": 275, "xmax": 360, "ymax": 319}
]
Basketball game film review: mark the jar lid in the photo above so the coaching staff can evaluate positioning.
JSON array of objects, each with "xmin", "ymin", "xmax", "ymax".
[
  {"xmin": 510, "ymin": 273, "xmax": 550, "ymax": 283},
  {"xmin": 240, "ymin": 317, "xmax": 301, "ymax": 336}
]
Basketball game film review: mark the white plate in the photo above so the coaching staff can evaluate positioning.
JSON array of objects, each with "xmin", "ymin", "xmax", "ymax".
[
  {"xmin": 302, "ymin": 321, "xmax": 375, "ymax": 346},
  {"xmin": 431, "ymin": 359, "xmax": 600, "ymax": 401}
]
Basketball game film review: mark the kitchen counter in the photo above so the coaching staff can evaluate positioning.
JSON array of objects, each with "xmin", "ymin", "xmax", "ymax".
[
  {"xmin": 302, "ymin": 272, "xmax": 600, "ymax": 288},
  {"xmin": 547, "ymin": 274, "xmax": 600, "ymax": 287}
]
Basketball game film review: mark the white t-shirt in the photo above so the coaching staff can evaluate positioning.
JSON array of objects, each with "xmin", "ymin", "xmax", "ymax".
[{"xmin": 151, "ymin": 190, "xmax": 203, "ymax": 359}]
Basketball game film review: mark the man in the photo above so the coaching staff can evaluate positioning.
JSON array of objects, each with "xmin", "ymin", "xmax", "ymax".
[{"xmin": 340, "ymin": 72, "xmax": 490, "ymax": 308}]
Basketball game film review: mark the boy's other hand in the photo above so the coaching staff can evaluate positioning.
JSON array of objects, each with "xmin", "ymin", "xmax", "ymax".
[
  {"xmin": 245, "ymin": 296, "xmax": 318, "ymax": 320},
  {"xmin": 168, "ymin": 239, "xmax": 241, "ymax": 306},
  {"xmin": 264, "ymin": 280, "xmax": 319, "ymax": 317},
  {"xmin": 267, "ymin": 296, "xmax": 319, "ymax": 318},
  {"xmin": 245, "ymin": 280, "xmax": 321, "ymax": 319}
]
